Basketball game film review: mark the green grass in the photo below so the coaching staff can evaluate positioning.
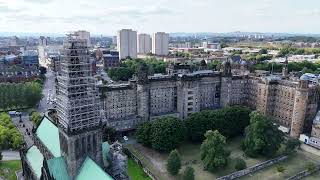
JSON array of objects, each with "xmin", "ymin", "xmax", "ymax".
[
  {"xmin": 0, "ymin": 160, "xmax": 22, "ymax": 180},
  {"xmin": 128, "ymin": 158, "xmax": 152, "ymax": 180},
  {"xmin": 126, "ymin": 137, "xmax": 320, "ymax": 180},
  {"xmin": 239, "ymin": 150, "xmax": 320, "ymax": 180}
]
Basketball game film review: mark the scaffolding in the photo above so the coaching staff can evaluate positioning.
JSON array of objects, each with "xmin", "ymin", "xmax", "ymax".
[{"xmin": 55, "ymin": 34, "xmax": 101, "ymax": 132}]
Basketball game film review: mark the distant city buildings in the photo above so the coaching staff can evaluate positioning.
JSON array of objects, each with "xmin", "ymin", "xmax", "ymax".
[
  {"xmin": 117, "ymin": 29, "xmax": 137, "ymax": 60},
  {"xmin": 102, "ymin": 50, "xmax": 120, "ymax": 69},
  {"xmin": 22, "ymin": 50, "xmax": 39, "ymax": 66},
  {"xmin": 152, "ymin": 32, "xmax": 169, "ymax": 56},
  {"xmin": 137, "ymin": 33, "xmax": 152, "ymax": 54},
  {"xmin": 39, "ymin": 36, "xmax": 50, "ymax": 46},
  {"xmin": 9, "ymin": 36, "xmax": 19, "ymax": 46}
]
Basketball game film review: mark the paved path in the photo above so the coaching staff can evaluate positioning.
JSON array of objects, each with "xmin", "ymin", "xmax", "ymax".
[
  {"xmin": 1, "ymin": 150, "xmax": 20, "ymax": 161},
  {"xmin": 12, "ymin": 115, "xmax": 34, "ymax": 147},
  {"xmin": 301, "ymin": 144, "xmax": 320, "ymax": 156}
]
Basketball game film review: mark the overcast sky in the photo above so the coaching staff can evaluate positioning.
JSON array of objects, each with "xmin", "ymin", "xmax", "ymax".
[{"xmin": 0, "ymin": 0, "xmax": 320, "ymax": 35}]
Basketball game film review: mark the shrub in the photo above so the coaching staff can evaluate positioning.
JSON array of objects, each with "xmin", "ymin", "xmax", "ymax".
[
  {"xmin": 166, "ymin": 149, "xmax": 181, "ymax": 176},
  {"xmin": 234, "ymin": 158, "xmax": 247, "ymax": 171},
  {"xmin": 182, "ymin": 166, "xmax": 194, "ymax": 180}
]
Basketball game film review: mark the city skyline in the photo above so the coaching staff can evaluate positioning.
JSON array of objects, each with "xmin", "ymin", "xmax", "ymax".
[{"xmin": 1, "ymin": 0, "xmax": 320, "ymax": 35}]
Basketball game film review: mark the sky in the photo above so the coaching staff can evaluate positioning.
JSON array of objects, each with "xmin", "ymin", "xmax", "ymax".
[{"xmin": 0, "ymin": 0, "xmax": 320, "ymax": 35}]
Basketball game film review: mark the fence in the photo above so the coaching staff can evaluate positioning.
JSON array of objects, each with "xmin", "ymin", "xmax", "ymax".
[
  {"xmin": 123, "ymin": 147, "xmax": 158, "ymax": 180},
  {"xmin": 287, "ymin": 165, "xmax": 320, "ymax": 180},
  {"xmin": 217, "ymin": 155, "xmax": 288, "ymax": 180}
]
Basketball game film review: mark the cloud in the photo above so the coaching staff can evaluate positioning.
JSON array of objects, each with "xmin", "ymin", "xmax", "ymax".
[{"xmin": 23, "ymin": 0, "xmax": 53, "ymax": 4}]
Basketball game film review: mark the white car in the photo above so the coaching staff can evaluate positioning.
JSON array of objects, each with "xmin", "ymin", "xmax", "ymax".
[{"xmin": 123, "ymin": 136, "xmax": 128, "ymax": 141}]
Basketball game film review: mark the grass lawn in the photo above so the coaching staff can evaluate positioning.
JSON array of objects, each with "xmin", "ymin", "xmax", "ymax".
[
  {"xmin": 239, "ymin": 150, "xmax": 320, "ymax": 180},
  {"xmin": 126, "ymin": 137, "xmax": 266, "ymax": 180},
  {"xmin": 127, "ymin": 158, "xmax": 152, "ymax": 180},
  {"xmin": 126, "ymin": 137, "xmax": 320, "ymax": 180},
  {"xmin": 0, "ymin": 160, "xmax": 21, "ymax": 180}
]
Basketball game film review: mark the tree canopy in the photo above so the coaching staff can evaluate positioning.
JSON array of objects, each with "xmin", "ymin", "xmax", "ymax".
[
  {"xmin": 107, "ymin": 58, "xmax": 168, "ymax": 81},
  {"xmin": 185, "ymin": 106, "xmax": 251, "ymax": 142},
  {"xmin": 242, "ymin": 111, "xmax": 284, "ymax": 157},
  {"xmin": 136, "ymin": 117, "xmax": 186, "ymax": 152},
  {"xmin": 0, "ymin": 81, "xmax": 42, "ymax": 111},
  {"xmin": 0, "ymin": 113, "xmax": 23, "ymax": 150},
  {"xmin": 182, "ymin": 166, "xmax": 194, "ymax": 180},
  {"xmin": 166, "ymin": 149, "xmax": 181, "ymax": 175},
  {"xmin": 200, "ymin": 130, "xmax": 230, "ymax": 172}
]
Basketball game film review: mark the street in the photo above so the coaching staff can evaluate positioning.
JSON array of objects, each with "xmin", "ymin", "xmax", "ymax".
[
  {"xmin": 37, "ymin": 67, "xmax": 55, "ymax": 113},
  {"xmin": 1, "ymin": 150, "xmax": 20, "ymax": 161}
]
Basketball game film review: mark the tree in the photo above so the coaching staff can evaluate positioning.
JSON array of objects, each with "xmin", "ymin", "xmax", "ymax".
[
  {"xmin": 234, "ymin": 158, "xmax": 247, "ymax": 170},
  {"xmin": 284, "ymin": 138, "xmax": 301, "ymax": 155},
  {"xmin": 0, "ymin": 113, "xmax": 23, "ymax": 149},
  {"xmin": 200, "ymin": 130, "xmax": 230, "ymax": 172},
  {"xmin": 31, "ymin": 112, "xmax": 42, "ymax": 127},
  {"xmin": 150, "ymin": 117, "xmax": 186, "ymax": 152},
  {"xmin": 135, "ymin": 122, "xmax": 152, "ymax": 146},
  {"xmin": 185, "ymin": 106, "xmax": 251, "ymax": 142},
  {"xmin": 166, "ymin": 149, "xmax": 181, "ymax": 175},
  {"xmin": 0, "ymin": 151, "xmax": 2, "ymax": 160},
  {"xmin": 182, "ymin": 166, "xmax": 194, "ymax": 180},
  {"xmin": 242, "ymin": 111, "xmax": 284, "ymax": 157}
]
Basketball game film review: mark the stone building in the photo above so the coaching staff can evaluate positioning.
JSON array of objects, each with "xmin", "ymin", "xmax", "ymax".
[
  {"xmin": 99, "ymin": 62, "xmax": 319, "ymax": 138},
  {"xmin": 20, "ymin": 34, "xmax": 128, "ymax": 180}
]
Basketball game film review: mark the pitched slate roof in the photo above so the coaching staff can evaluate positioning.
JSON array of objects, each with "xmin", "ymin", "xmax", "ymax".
[
  {"xmin": 26, "ymin": 146, "xmax": 44, "ymax": 179},
  {"xmin": 47, "ymin": 157, "xmax": 71, "ymax": 180},
  {"xmin": 76, "ymin": 157, "xmax": 114, "ymax": 180},
  {"xmin": 35, "ymin": 116, "xmax": 61, "ymax": 157}
]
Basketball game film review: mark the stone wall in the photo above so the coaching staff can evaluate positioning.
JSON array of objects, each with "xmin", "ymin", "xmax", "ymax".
[
  {"xmin": 216, "ymin": 156, "xmax": 288, "ymax": 180},
  {"xmin": 287, "ymin": 164, "xmax": 320, "ymax": 180}
]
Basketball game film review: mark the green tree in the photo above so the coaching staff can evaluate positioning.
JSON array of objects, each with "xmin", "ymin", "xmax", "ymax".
[
  {"xmin": 242, "ymin": 111, "xmax": 284, "ymax": 157},
  {"xmin": 31, "ymin": 112, "xmax": 42, "ymax": 127},
  {"xmin": 234, "ymin": 158, "xmax": 247, "ymax": 170},
  {"xmin": 166, "ymin": 149, "xmax": 181, "ymax": 175},
  {"xmin": 135, "ymin": 122, "xmax": 152, "ymax": 146},
  {"xmin": 200, "ymin": 130, "xmax": 230, "ymax": 172},
  {"xmin": 150, "ymin": 117, "xmax": 186, "ymax": 152},
  {"xmin": 0, "ymin": 113, "xmax": 23, "ymax": 149},
  {"xmin": 284, "ymin": 138, "xmax": 301, "ymax": 155},
  {"xmin": 182, "ymin": 166, "xmax": 194, "ymax": 180},
  {"xmin": 185, "ymin": 106, "xmax": 251, "ymax": 142}
]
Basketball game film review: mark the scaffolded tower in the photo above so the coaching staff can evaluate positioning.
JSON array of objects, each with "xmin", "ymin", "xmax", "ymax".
[
  {"xmin": 55, "ymin": 33, "xmax": 103, "ymax": 177},
  {"xmin": 56, "ymin": 33, "xmax": 100, "ymax": 131}
]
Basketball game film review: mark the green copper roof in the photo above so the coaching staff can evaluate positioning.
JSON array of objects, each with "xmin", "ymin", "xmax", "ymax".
[
  {"xmin": 102, "ymin": 142, "xmax": 110, "ymax": 166},
  {"xmin": 26, "ymin": 146, "xmax": 44, "ymax": 179},
  {"xmin": 36, "ymin": 116, "xmax": 61, "ymax": 157},
  {"xmin": 47, "ymin": 157, "xmax": 71, "ymax": 180},
  {"xmin": 76, "ymin": 157, "xmax": 114, "ymax": 180}
]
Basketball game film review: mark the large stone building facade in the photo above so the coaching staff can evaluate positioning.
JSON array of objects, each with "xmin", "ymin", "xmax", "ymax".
[{"xmin": 100, "ymin": 63, "xmax": 319, "ymax": 138}]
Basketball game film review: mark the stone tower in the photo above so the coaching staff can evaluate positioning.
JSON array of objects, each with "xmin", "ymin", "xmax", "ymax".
[
  {"xmin": 282, "ymin": 57, "xmax": 289, "ymax": 78},
  {"xmin": 290, "ymin": 79, "xmax": 309, "ymax": 137},
  {"xmin": 55, "ymin": 34, "xmax": 102, "ymax": 178},
  {"xmin": 220, "ymin": 60, "xmax": 232, "ymax": 107},
  {"xmin": 136, "ymin": 63, "xmax": 150, "ymax": 121}
]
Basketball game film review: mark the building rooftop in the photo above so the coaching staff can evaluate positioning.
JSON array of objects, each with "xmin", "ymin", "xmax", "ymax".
[
  {"xmin": 26, "ymin": 146, "xmax": 44, "ymax": 179},
  {"xmin": 35, "ymin": 116, "xmax": 61, "ymax": 157},
  {"xmin": 76, "ymin": 157, "xmax": 113, "ymax": 180},
  {"xmin": 47, "ymin": 157, "xmax": 71, "ymax": 180}
]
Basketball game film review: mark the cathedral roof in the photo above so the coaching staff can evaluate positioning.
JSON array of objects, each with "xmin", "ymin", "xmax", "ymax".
[
  {"xmin": 76, "ymin": 157, "xmax": 113, "ymax": 180},
  {"xmin": 26, "ymin": 145, "xmax": 44, "ymax": 179},
  {"xmin": 47, "ymin": 157, "xmax": 71, "ymax": 180},
  {"xmin": 35, "ymin": 116, "xmax": 61, "ymax": 157}
]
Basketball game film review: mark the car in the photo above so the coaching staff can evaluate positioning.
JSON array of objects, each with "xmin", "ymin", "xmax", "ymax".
[{"xmin": 123, "ymin": 136, "xmax": 128, "ymax": 141}]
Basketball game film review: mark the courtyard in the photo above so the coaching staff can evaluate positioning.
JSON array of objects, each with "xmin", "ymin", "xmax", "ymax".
[{"xmin": 125, "ymin": 137, "xmax": 320, "ymax": 180}]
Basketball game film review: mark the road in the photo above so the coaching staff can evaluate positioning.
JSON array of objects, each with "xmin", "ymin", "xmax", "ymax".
[
  {"xmin": 37, "ymin": 67, "xmax": 55, "ymax": 113},
  {"xmin": 1, "ymin": 150, "xmax": 20, "ymax": 161}
]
